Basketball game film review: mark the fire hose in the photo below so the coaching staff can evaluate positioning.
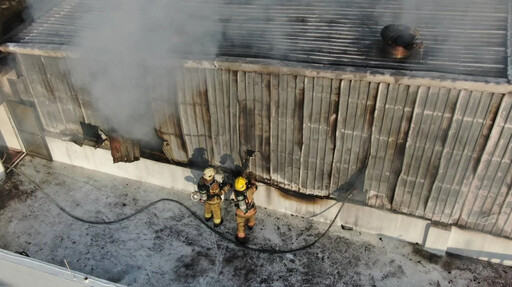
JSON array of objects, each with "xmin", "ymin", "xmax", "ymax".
[{"xmin": 2, "ymin": 162, "xmax": 353, "ymax": 254}]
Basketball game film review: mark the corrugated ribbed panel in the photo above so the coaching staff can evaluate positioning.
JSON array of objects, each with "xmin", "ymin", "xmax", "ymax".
[
  {"xmin": 425, "ymin": 91, "xmax": 503, "ymax": 222},
  {"xmin": 65, "ymin": 58, "xmax": 102, "ymax": 127},
  {"xmin": 150, "ymin": 66, "xmax": 188, "ymax": 162},
  {"xmin": 366, "ymin": 83, "xmax": 416, "ymax": 208},
  {"xmin": 299, "ymin": 77, "xmax": 335, "ymax": 195},
  {"xmin": 40, "ymin": 57, "xmax": 83, "ymax": 134},
  {"xmin": 177, "ymin": 68, "xmax": 214, "ymax": 164},
  {"xmin": 14, "ymin": 54, "xmax": 84, "ymax": 135},
  {"xmin": 238, "ymin": 71, "xmax": 270, "ymax": 179},
  {"xmin": 393, "ymin": 87, "xmax": 459, "ymax": 216},
  {"xmin": 457, "ymin": 94, "xmax": 512, "ymax": 237},
  {"xmin": 270, "ymin": 74, "xmax": 302, "ymax": 190},
  {"xmin": 7, "ymin": 0, "xmax": 510, "ymax": 78},
  {"xmin": 207, "ymin": 69, "xmax": 234, "ymax": 165},
  {"xmin": 330, "ymin": 80, "xmax": 376, "ymax": 192}
]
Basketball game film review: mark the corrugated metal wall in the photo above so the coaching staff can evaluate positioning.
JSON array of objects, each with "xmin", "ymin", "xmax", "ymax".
[{"xmin": 3, "ymin": 54, "xmax": 512, "ymax": 239}]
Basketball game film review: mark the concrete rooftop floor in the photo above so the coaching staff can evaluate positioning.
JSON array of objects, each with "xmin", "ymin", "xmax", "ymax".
[{"xmin": 1, "ymin": 156, "xmax": 512, "ymax": 286}]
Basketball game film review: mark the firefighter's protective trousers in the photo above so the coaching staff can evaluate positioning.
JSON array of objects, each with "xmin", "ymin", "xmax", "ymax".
[
  {"xmin": 205, "ymin": 197, "xmax": 222, "ymax": 224},
  {"xmin": 236, "ymin": 208, "xmax": 256, "ymax": 238}
]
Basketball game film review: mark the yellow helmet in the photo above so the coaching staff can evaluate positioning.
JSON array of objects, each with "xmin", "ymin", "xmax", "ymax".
[
  {"xmin": 235, "ymin": 176, "xmax": 247, "ymax": 191},
  {"xmin": 203, "ymin": 167, "xmax": 216, "ymax": 181}
]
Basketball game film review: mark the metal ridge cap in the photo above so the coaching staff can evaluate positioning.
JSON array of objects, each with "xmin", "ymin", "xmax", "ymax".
[
  {"xmin": 2, "ymin": 46, "xmax": 510, "ymax": 94},
  {"xmin": 185, "ymin": 57, "xmax": 512, "ymax": 94},
  {"xmin": 0, "ymin": 43, "xmax": 72, "ymax": 57}
]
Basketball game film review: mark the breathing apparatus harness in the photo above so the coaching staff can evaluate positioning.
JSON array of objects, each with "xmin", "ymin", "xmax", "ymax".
[
  {"xmin": 198, "ymin": 178, "xmax": 221, "ymax": 202},
  {"xmin": 234, "ymin": 183, "xmax": 257, "ymax": 213}
]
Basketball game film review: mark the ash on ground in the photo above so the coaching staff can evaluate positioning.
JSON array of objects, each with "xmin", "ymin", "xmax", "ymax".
[{"xmin": 0, "ymin": 157, "xmax": 511, "ymax": 286}]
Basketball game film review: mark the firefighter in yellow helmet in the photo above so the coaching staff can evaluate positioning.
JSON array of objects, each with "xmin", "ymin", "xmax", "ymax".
[
  {"xmin": 234, "ymin": 172, "xmax": 258, "ymax": 244},
  {"xmin": 197, "ymin": 167, "xmax": 228, "ymax": 227}
]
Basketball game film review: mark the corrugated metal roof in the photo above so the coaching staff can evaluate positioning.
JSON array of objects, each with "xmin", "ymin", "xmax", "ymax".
[{"xmin": 4, "ymin": 0, "xmax": 510, "ymax": 79}]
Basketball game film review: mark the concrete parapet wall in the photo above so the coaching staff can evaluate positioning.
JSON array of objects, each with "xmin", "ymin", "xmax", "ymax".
[{"xmin": 0, "ymin": 249, "xmax": 122, "ymax": 287}]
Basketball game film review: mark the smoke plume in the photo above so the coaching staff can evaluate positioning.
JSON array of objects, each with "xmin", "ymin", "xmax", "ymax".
[{"xmin": 68, "ymin": 0, "xmax": 221, "ymax": 148}]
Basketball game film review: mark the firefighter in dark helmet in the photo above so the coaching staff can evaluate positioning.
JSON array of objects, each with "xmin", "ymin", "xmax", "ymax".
[
  {"xmin": 197, "ymin": 167, "xmax": 228, "ymax": 227},
  {"xmin": 234, "ymin": 172, "xmax": 258, "ymax": 244}
]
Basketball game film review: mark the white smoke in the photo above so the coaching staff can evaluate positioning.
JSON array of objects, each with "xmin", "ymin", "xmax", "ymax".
[{"xmin": 68, "ymin": 0, "xmax": 221, "ymax": 148}]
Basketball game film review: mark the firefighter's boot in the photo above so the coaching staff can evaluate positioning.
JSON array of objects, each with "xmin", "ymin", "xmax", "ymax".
[
  {"xmin": 214, "ymin": 218, "xmax": 223, "ymax": 227},
  {"xmin": 235, "ymin": 235, "xmax": 249, "ymax": 244}
]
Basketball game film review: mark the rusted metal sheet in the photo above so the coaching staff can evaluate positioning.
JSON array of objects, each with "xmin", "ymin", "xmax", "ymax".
[{"xmin": 109, "ymin": 135, "xmax": 140, "ymax": 163}]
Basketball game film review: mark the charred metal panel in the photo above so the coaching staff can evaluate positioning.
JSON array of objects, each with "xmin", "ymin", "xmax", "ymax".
[
  {"xmin": 426, "ymin": 91, "xmax": 503, "ymax": 223},
  {"xmin": 300, "ymin": 77, "xmax": 336, "ymax": 195},
  {"xmin": 177, "ymin": 67, "xmax": 214, "ymax": 163},
  {"xmin": 65, "ymin": 58, "xmax": 103, "ymax": 127},
  {"xmin": 457, "ymin": 94, "xmax": 512, "ymax": 237},
  {"xmin": 269, "ymin": 74, "xmax": 303, "ymax": 190},
  {"xmin": 206, "ymin": 68, "xmax": 243, "ymax": 168},
  {"xmin": 150, "ymin": 66, "xmax": 188, "ymax": 163},
  {"xmin": 367, "ymin": 83, "xmax": 403, "ymax": 208},
  {"xmin": 40, "ymin": 56, "xmax": 83, "ymax": 135},
  {"xmin": 331, "ymin": 80, "xmax": 377, "ymax": 193},
  {"xmin": 393, "ymin": 87, "xmax": 458, "ymax": 216},
  {"xmin": 239, "ymin": 72, "xmax": 271, "ymax": 181}
]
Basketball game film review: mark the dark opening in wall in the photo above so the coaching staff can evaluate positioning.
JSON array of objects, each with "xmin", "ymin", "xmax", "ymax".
[{"xmin": 80, "ymin": 122, "xmax": 106, "ymax": 148}]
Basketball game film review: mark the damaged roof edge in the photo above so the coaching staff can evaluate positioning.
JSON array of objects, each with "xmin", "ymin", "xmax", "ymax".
[
  {"xmin": 0, "ymin": 43, "xmax": 70, "ymax": 58},
  {"xmin": 2, "ymin": 42, "xmax": 512, "ymax": 94}
]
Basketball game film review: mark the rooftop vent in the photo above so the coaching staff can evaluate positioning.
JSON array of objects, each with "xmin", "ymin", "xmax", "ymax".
[{"xmin": 380, "ymin": 24, "xmax": 423, "ymax": 59}]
